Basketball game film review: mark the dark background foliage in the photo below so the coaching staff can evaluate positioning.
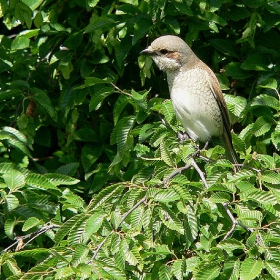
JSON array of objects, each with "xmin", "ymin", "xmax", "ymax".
[{"xmin": 0, "ymin": 0, "xmax": 280, "ymax": 279}]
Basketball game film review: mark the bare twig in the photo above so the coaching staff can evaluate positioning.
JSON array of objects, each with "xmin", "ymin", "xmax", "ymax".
[
  {"xmin": 1, "ymin": 224, "xmax": 60, "ymax": 254},
  {"xmin": 90, "ymin": 237, "xmax": 108, "ymax": 261},
  {"xmin": 110, "ymin": 83, "xmax": 132, "ymax": 97},
  {"xmin": 190, "ymin": 158, "xmax": 209, "ymax": 189},
  {"xmin": 163, "ymin": 163, "xmax": 192, "ymax": 184},
  {"xmin": 121, "ymin": 196, "xmax": 146, "ymax": 221},
  {"xmin": 222, "ymin": 202, "xmax": 253, "ymax": 240}
]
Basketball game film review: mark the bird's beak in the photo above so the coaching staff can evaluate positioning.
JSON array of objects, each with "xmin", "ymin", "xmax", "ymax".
[{"xmin": 140, "ymin": 47, "xmax": 154, "ymax": 56}]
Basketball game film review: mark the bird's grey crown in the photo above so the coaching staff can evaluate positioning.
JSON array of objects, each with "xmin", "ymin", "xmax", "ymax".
[{"xmin": 150, "ymin": 35, "xmax": 191, "ymax": 53}]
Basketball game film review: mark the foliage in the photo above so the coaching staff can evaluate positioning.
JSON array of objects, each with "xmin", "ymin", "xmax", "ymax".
[{"xmin": 0, "ymin": 0, "xmax": 280, "ymax": 279}]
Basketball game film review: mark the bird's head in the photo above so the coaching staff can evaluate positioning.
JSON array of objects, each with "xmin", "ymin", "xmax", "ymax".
[{"xmin": 140, "ymin": 35, "xmax": 196, "ymax": 72}]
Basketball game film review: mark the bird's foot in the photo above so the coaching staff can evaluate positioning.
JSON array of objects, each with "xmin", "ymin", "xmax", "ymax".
[{"xmin": 177, "ymin": 131, "xmax": 190, "ymax": 143}]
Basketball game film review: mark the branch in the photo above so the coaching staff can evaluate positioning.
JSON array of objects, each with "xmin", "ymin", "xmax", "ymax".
[
  {"xmin": 1, "ymin": 224, "xmax": 60, "ymax": 254},
  {"xmin": 110, "ymin": 83, "xmax": 132, "ymax": 97},
  {"xmin": 222, "ymin": 202, "xmax": 253, "ymax": 240},
  {"xmin": 190, "ymin": 158, "xmax": 209, "ymax": 189},
  {"xmin": 163, "ymin": 163, "xmax": 192, "ymax": 184},
  {"xmin": 121, "ymin": 196, "xmax": 146, "ymax": 221}
]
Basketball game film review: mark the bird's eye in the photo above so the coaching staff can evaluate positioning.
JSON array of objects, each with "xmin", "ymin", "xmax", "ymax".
[{"xmin": 160, "ymin": 49, "xmax": 169, "ymax": 55}]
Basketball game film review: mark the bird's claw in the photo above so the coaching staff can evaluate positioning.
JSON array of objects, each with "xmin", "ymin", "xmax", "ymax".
[{"xmin": 177, "ymin": 131, "xmax": 190, "ymax": 143}]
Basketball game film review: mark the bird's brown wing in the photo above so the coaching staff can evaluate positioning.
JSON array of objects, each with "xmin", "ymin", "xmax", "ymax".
[{"xmin": 202, "ymin": 64, "xmax": 240, "ymax": 169}]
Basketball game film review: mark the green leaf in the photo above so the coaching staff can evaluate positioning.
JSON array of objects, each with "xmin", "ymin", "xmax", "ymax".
[
  {"xmin": 3, "ymin": 169, "xmax": 25, "ymax": 191},
  {"xmin": 159, "ymin": 205, "xmax": 184, "ymax": 234},
  {"xmin": 217, "ymin": 239, "xmax": 245, "ymax": 252},
  {"xmin": 228, "ymin": 6, "xmax": 251, "ymax": 21},
  {"xmin": 186, "ymin": 204, "xmax": 198, "ymax": 240},
  {"xmin": 2, "ymin": 126, "xmax": 29, "ymax": 145},
  {"xmin": 173, "ymin": 0, "xmax": 192, "ymax": 16},
  {"xmin": 171, "ymin": 258, "xmax": 185, "ymax": 280},
  {"xmin": 225, "ymin": 95, "xmax": 247, "ymax": 118},
  {"xmin": 209, "ymin": 192, "xmax": 231, "ymax": 203},
  {"xmin": 0, "ymin": 131, "xmax": 32, "ymax": 157},
  {"xmin": 87, "ymin": 0, "xmax": 100, "ymax": 8},
  {"xmin": 133, "ymin": 17, "xmax": 152, "ymax": 45},
  {"xmin": 81, "ymin": 144, "xmax": 103, "ymax": 172},
  {"xmin": 261, "ymin": 171, "xmax": 280, "ymax": 185},
  {"xmin": 240, "ymin": 258, "xmax": 263, "ymax": 280},
  {"xmin": 161, "ymin": 100, "xmax": 176, "ymax": 124},
  {"xmin": 158, "ymin": 264, "xmax": 172, "ymax": 280},
  {"xmin": 228, "ymin": 170, "xmax": 255, "ymax": 183},
  {"xmin": 77, "ymin": 77, "xmax": 112, "ymax": 89},
  {"xmin": 252, "ymin": 116, "xmax": 271, "ymax": 137},
  {"xmin": 120, "ymin": 239, "xmax": 138, "ymax": 266},
  {"xmin": 44, "ymin": 173, "xmax": 80, "ymax": 186},
  {"xmin": 241, "ymin": 53, "xmax": 271, "ymax": 71},
  {"xmin": 5, "ymin": 218, "xmax": 17, "ymax": 239},
  {"xmin": 26, "ymin": 172, "xmax": 59, "ymax": 191},
  {"xmin": 110, "ymin": 116, "xmax": 135, "ymax": 155},
  {"xmin": 32, "ymin": 88, "xmax": 57, "ymax": 121},
  {"xmin": 88, "ymin": 184, "xmax": 124, "ymax": 211},
  {"xmin": 160, "ymin": 141, "xmax": 174, "ymax": 167},
  {"xmin": 265, "ymin": 260, "xmax": 280, "ymax": 279},
  {"xmin": 11, "ymin": 36, "xmax": 30, "ymax": 50},
  {"xmin": 89, "ymin": 85, "xmax": 114, "ymax": 111},
  {"xmin": 250, "ymin": 94, "xmax": 280, "ymax": 110},
  {"xmin": 246, "ymin": 189, "xmax": 277, "ymax": 205},
  {"xmin": 210, "ymin": 39, "xmax": 239, "ymax": 58},
  {"xmin": 55, "ymin": 267, "xmax": 75, "ymax": 279},
  {"xmin": 115, "ymin": 36, "xmax": 132, "ymax": 68},
  {"xmin": 5, "ymin": 194, "xmax": 19, "ymax": 211},
  {"xmin": 195, "ymin": 263, "xmax": 220, "ymax": 280},
  {"xmin": 84, "ymin": 15, "xmax": 117, "ymax": 33},
  {"xmin": 3, "ymin": 259, "xmax": 21, "ymax": 276},
  {"xmin": 54, "ymin": 214, "xmax": 84, "ymax": 244},
  {"xmin": 225, "ymin": 62, "xmax": 252, "ymax": 79},
  {"xmin": 258, "ymin": 78, "xmax": 278, "ymax": 90},
  {"xmin": 71, "ymin": 244, "xmax": 89, "ymax": 267},
  {"xmin": 229, "ymin": 260, "xmax": 241, "ymax": 280},
  {"xmin": 22, "ymin": 0, "xmax": 43, "ymax": 10},
  {"xmin": 83, "ymin": 212, "xmax": 107, "ymax": 242},
  {"xmin": 22, "ymin": 217, "xmax": 41, "ymax": 231},
  {"xmin": 55, "ymin": 162, "xmax": 79, "ymax": 176},
  {"xmin": 154, "ymin": 189, "xmax": 180, "ymax": 202},
  {"xmin": 113, "ymin": 95, "xmax": 130, "ymax": 125}
]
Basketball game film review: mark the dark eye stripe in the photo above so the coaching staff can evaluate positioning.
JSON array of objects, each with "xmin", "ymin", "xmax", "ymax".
[{"xmin": 160, "ymin": 49, "xmax": 169, "ymax": 55}]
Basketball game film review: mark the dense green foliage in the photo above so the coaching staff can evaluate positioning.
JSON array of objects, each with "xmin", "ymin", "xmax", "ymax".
[{"xmin": 1, "ymin": 0, "xmax": 280, "ymax": 279}]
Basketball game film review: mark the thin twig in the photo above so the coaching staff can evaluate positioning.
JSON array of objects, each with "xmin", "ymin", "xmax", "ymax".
[
  {"xmin": 190, "ymin": 158, "xmax": 209, "ymax": 189},
  {"xmin": 222, "ymin": 202, "xmax": 253, "ymax": 240},
  {"xmin": 163, "ymin": 163, "xmax": 192, "ymax": 184},
  {"xmin": 121, "ymin": 196, "xmax": 146, "ymax": 222},
  {"xmin": 110, "ymin": 83, "xmax": 132, "ymax": 97},
  {"xmin": 1, "ymin": 224, "xmax": 60, "ymax": 254},
  {"xmin": 90, "ymin": 237, "xmax": 108, "ymax": 261}
]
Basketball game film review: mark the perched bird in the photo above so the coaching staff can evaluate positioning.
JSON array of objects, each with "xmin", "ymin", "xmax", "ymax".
[{"xmin": 140, "ymin": 35, "xmax": 239, "ymax": 168}]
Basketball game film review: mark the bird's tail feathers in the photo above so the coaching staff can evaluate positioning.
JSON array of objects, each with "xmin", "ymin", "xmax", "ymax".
[{"xmin": 221, "ymin": 132, "xmax": 240, "ymax": 172}]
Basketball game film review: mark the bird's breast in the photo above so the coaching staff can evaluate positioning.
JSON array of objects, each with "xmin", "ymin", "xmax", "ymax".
[{"xmin": 167, "ymin": 67, "xmax": 223, "ymax": 142}]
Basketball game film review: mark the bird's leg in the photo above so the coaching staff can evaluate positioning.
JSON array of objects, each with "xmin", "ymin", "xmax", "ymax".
[
  {"xmin": 202, "ymin": 140, "xmax": 209, "ymax": 150},
  {"xmin": 177, "ymin": 130, "xmax": 190, "ymax": 144}
]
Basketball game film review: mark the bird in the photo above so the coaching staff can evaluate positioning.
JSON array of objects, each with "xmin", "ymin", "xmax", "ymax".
[{"xmin": 140, "ymin": 35, "xmax": 239, "ymax": 168}]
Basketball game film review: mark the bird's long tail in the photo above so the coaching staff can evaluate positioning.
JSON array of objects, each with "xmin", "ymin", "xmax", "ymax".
[{"xmin": 221, "ymin": 131, "xmax": 240, "ymax": 172}]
